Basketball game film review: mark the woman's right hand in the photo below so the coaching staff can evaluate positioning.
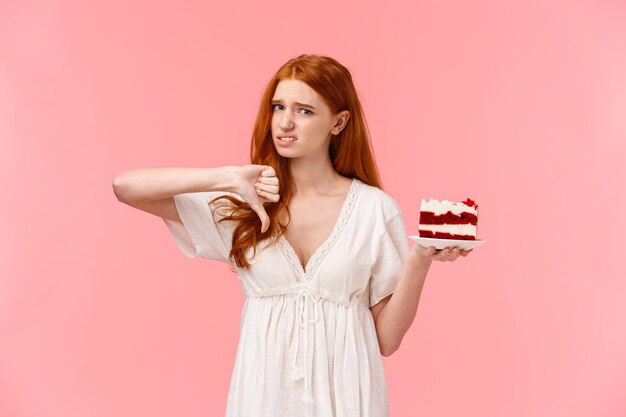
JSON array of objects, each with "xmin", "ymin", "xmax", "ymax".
[{"xmin": 234, "ymin": 165, "xmax": 280, "ymax": 233}]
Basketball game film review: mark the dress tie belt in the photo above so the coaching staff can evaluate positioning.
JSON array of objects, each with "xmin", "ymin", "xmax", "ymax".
[{"xmin": 292, "ymin": 287, "xmax": 319, "ymax": 405}]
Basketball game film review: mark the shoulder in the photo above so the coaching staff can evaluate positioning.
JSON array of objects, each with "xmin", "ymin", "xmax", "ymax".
[{"xmin": 354, "ymin": 179, "xmax": 403, "ymax": 221}]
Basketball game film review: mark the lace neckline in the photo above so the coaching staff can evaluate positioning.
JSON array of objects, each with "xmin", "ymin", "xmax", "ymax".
[{"xmin": 277, "ymin": 178, "xmax": 362, "ymax": 280}]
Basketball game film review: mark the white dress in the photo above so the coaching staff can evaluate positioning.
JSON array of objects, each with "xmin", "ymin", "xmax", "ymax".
[{"xmin": 162, "ymin": 178, "xmax": 409, "ymax": 417}]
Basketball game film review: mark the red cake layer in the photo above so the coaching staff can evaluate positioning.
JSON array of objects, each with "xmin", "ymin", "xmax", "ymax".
[
  {"xmin": 418, "ymin": 230, "xmax": 476, "ymax": 240},
  {"xmin": 419, "ymin": 211, "xmax": 477, "ymax": 225}
]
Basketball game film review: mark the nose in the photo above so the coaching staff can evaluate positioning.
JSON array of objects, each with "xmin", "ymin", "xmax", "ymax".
[{"xmin": 279, "ymin": 109, "xmax": 295, "ymax": 131}]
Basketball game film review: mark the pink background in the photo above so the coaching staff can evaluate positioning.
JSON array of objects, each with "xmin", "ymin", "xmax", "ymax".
[{"xmin": 1, "ymin": 0, "xmax": 625, "ymax": 416}]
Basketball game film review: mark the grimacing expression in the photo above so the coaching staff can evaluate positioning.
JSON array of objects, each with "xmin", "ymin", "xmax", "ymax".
[{"xmin": 271, "ymin": 79, "xmax": 349, "ymax": 159}]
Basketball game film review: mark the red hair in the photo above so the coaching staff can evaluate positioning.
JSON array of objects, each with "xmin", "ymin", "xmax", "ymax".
[{"xmin": 212, "ymin": 54, "xmax": 383, "ymax": 268}]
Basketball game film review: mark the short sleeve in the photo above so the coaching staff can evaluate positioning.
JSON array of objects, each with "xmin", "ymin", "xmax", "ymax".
[
  {"xmin": 162, "ymin": 191, "xmax": 237, "ymax": 263},
  {"xmin": 369, "ymin": 213, "xmax": 410, "ymax": 307}
]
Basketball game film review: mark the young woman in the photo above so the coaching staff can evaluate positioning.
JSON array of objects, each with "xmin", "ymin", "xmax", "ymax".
[{"xmin": 113, "ymin": 54, "xmax": 471, "ymax": 417}]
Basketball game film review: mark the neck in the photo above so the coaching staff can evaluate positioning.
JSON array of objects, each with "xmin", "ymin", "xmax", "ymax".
[{"xmin": 288, "ymin": 153, "xmax": 345, "ymax": 196}]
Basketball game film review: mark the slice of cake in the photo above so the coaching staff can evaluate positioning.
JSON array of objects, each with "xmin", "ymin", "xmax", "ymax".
[{"xmin": 418, "ymin": 198, "xmax": 478, "ymax": 240}]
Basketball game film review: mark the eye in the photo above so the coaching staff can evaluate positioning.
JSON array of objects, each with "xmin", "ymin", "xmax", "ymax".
[{"xmin": 271, "ymin": 104, "xmax": 313, "ymax": 115}]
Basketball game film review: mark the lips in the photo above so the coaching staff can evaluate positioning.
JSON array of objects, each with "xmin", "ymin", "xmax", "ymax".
[{"xmin": 275, "ymin": 135, "xmax": 298, "ymax": 146}]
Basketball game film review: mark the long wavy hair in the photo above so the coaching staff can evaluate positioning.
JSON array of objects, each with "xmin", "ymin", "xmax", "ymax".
[{"xmin": 211, "ymin": 54, "xmax": 383, "ymax": 268}]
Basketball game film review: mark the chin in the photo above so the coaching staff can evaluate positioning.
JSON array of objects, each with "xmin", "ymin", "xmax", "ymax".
[
  {"xmin": 273, "ymin": 144, "xmax": 300, "ymax": 158},
  {"xmin": 275, "ymin": 149, "xmax": 298, "ymax": 159}
]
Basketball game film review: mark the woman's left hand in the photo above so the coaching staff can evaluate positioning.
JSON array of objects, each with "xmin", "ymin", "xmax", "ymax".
[{"xmin": 410, "ymin": 244, "xmax": 472, "ymax": 262}]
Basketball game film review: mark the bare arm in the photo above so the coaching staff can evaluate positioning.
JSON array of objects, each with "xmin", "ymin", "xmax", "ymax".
[
  {"xmin": 112, "ymin": 165, "xmax": 280, "ymax": 232},
  {"xmin": 373, "ymin": 245, "xmax": 472, "ymax": 356},
  {"xmin": 112, "ymin": 166, "xmax": 240, "ymax": 204},
  {"xmin": 112, "ymin": 166, "xmax": 240, "ymax": 222}
]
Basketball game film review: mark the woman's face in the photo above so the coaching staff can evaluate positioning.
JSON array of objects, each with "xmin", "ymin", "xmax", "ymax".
[{"xmin": 270, "ymin": 79, "xmax": 349, "ymax": 160}]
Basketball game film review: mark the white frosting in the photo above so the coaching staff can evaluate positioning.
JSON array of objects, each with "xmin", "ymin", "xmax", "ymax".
[
  {"xmin": 420, "ymin": 198, "xmax": 478, "ymax": 216},
  {"xmin": 418, "ymin": 223, "xmax": 477, "ymax": 236}
]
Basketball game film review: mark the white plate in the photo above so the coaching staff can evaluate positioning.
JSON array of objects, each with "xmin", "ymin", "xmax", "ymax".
[{"xmin": 408, "ymin": 236, "xmax": 486, "ymax": 250}]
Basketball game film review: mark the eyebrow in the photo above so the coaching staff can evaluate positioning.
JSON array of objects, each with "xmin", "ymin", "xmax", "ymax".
[{"xmin": 271, "ymin": 99, "xmax": 316, "ymax": 110}]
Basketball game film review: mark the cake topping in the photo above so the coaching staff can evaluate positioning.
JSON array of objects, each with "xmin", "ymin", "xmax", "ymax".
[{"xmin": 463, "ymin": 198, "xmax": 477, "ymax": 209}]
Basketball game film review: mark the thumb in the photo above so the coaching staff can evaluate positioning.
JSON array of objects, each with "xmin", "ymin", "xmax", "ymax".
[
  {"xmin": 252, "ymin": 164, "xmax": 270, "ymax": 175},
  {"xmin": 249, "ymin": 201, "xmax": 270, "ymax": 233}
]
